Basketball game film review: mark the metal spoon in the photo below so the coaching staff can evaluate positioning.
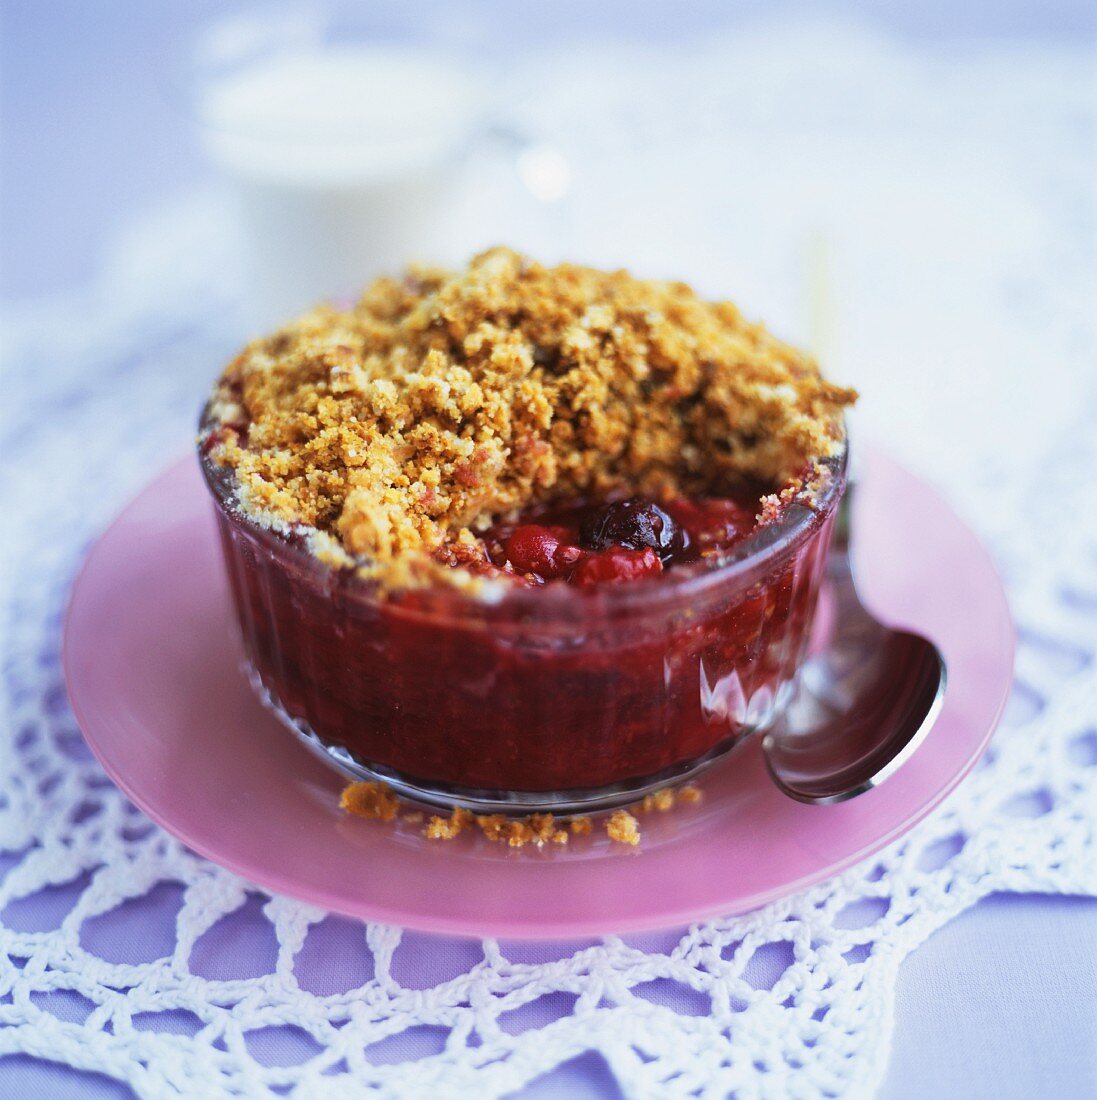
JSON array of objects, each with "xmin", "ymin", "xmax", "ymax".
[{"xmin": 762, "ymin": 485, "xmax": 947, "ymax": 804}]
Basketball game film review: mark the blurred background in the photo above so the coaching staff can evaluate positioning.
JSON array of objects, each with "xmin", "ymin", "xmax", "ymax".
[
  {"xmin": 6, "ymin": 0, "xmax": 1094, "ymax": 294},
  {"xmin": 3, "ymin": 0, "xmax": 1095, "ymax": 496},
  {"xmin": 0, "ymin": 0, "xmax": 1091, "ymax": 292}
]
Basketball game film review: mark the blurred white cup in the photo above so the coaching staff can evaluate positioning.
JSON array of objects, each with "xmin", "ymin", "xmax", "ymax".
[{"xmin": 190, "ymin": 7, "xmax": 568, "ymax": 328}]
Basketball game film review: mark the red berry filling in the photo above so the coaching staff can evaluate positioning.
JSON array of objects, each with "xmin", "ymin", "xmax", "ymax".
[
  {"xmin": 485, "ymin": 491, "xmax": 763, "ymax": 587},
  {"xmin": 211, "ymin": 463, "xmax": 841, "ymax": 794},
  {"xmin": 573, "ymin": 546, "xmax": 663, "ymax": 585}
]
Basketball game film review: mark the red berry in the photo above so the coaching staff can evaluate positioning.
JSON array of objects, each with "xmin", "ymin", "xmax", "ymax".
[
  {"xmin": 504, "ymin": 525, "xmax": 559, "ymax": 576},
  {"xmin": 573, "ymin": 546, "xmax": 663, "ymax": 586},
  {"xmin": 579, "ymin": 499, "xmax": 687, "ymax": 563}
]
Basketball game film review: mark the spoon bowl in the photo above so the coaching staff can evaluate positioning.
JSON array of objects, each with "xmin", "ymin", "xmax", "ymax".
[{"xmin": 762, "ymin": 487, "xmax": 947, "ymax": 803}]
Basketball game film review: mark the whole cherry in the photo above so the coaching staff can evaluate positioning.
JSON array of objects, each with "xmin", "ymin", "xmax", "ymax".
[
  {"xmin": 504, "ymin": 525, "xmax": 583, "ymax": 580},
  {"xmin": 579, "ymin": 499, "xmax": 688, "ymax": 563}
]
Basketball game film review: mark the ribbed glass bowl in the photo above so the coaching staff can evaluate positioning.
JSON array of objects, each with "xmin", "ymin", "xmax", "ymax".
[{"xmin": 200, "ymin": 421, "xmax": 847, "ymax": 813}]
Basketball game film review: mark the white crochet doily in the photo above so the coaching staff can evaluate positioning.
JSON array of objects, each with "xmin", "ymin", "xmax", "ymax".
[{"xmin": 1, "ymin": 22, "xmax": 1095, "ymax": 1100}]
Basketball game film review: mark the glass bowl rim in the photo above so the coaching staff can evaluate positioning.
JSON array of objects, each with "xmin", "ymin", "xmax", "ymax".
[{"xmin": 198, "ymin": 405, "xmax": 848, "ymax": 620}]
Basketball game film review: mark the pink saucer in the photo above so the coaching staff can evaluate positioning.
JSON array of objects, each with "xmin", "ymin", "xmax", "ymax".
[{"xmin": 63, "ymin": 448, "xmax": 1012, "ymax": 938}]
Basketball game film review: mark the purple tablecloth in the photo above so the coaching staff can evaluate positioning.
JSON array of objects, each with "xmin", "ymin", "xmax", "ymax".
[{"xmin": 1, "ymin": 895, "xmax": 1095, "ymax": 1096}]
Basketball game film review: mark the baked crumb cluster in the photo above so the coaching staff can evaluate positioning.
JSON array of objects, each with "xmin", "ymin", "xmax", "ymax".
[
  {"xmin": 204, "ymin": 248, "xmax": 855, "ymax": 588},
  {"xmin": 339, "ymin": 780, "xmax": 702, "ymax": 848}
]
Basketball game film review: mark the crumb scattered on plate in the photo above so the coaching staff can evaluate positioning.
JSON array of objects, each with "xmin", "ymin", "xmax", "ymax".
[
  {"xmin": 636, "ymin": 783, "xmax": 701, "ymax": 814},
  {"xmin": 339, "ymin": 779, "xmax": 702, "ymax": 848},
  {"xmin": 339, "ymin": 780, "xmax": 399, "ymax": 822},
  {"xmin": 605, "ymin": 809, "xmax": 642, "ymax": 846}
]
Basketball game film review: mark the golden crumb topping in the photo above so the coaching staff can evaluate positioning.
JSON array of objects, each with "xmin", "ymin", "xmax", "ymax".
[{"xmin": 204, "ymin": 248, "xmax": 855, "ymax": 588}]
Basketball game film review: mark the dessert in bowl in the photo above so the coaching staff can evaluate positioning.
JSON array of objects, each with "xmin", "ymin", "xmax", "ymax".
[{"xmin": 199, "ymin": 249, "xmax": 856, "ymax": 812}]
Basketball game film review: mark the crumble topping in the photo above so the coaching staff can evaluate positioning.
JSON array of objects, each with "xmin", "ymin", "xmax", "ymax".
[{"xmin": 204, "ymin": 248, "xmax": 855, "ymax": 589}]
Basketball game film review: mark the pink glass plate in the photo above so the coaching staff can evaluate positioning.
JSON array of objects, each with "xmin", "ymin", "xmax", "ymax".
[{"xmin": 63, "ymin": 447, "xmax": 1013, "ymax": 938}]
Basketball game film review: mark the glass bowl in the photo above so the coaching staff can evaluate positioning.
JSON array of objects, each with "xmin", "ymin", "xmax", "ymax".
[{"xmin": 200, "ymin": 418, "xmax": 847, "ymax": 813}]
